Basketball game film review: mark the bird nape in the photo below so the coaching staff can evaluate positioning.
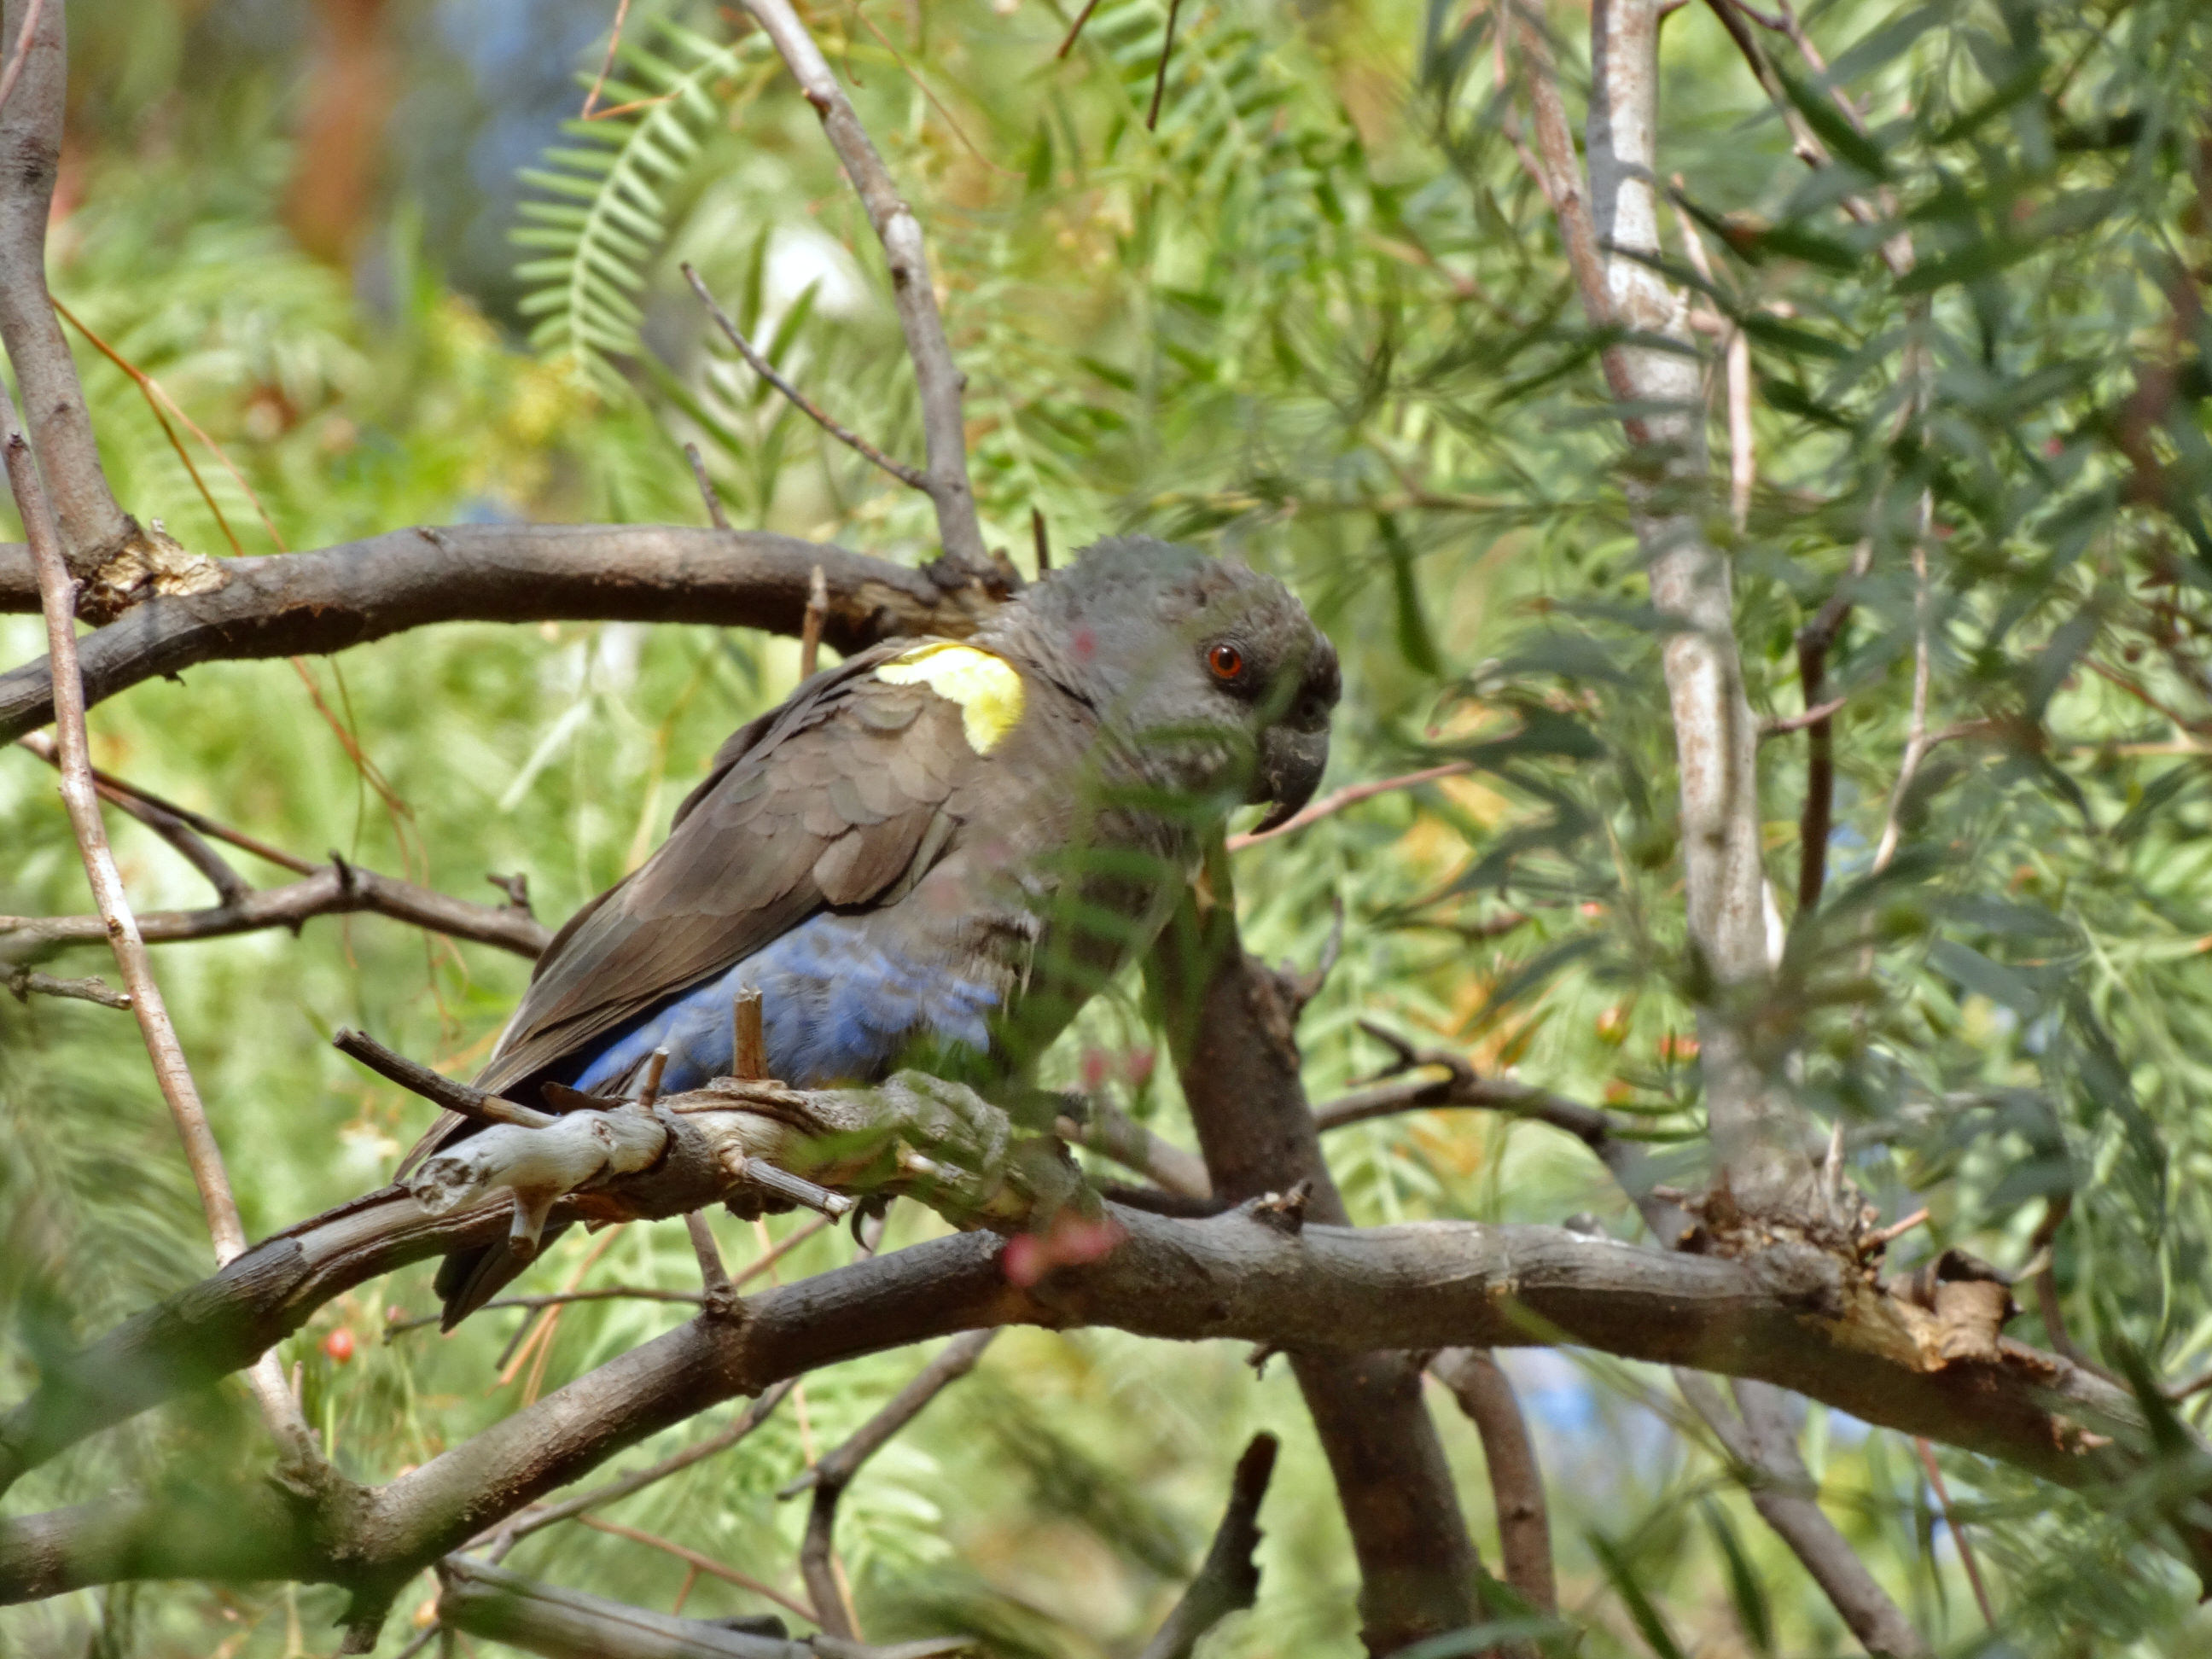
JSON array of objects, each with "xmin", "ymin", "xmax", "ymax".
[{"xmin": 405, "ymin": 537, "xmax": 1341, "ymax": 1328}]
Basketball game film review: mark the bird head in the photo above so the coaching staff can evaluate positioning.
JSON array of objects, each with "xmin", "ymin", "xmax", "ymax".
[{"xmin": 987, "ymin": 538, "xmax": 1341, "ymax": 834}]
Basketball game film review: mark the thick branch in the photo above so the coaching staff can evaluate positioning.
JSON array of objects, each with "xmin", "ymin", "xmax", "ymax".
[
  {"xmin": 0, "ymin": 524, "xmax": 993, "ymax": 744},
  {"xmin": 1138, "ymin": 1433, "xmax": 1278, "ymax": 1659},
  {"xmin": 0, "ymin": 1204, "xmax": 2166, "ymax": 1610},
  {"xmin": 1148, "ymin": 846, "xmax": 1482, "ymax": 1656},
  {"xmin": 738, "ymin": 0, "xmax": 990, "ymax": 576}
]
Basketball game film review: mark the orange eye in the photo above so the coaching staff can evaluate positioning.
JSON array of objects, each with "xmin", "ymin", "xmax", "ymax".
[{"xmin": 1207, "ymin": 643, "xmax": 1244, "ymax": 681}]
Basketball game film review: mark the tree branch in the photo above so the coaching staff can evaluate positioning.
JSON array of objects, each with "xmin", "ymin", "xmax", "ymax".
[
  {"xmin": 1055, "ymin": 1097, "xmax": 1212, "ymax": 1201},
  {"xmin": 2, "ymin": 858, "xmax": 553, "ymax": 961},
  {"xmin": 1224, "ymin": 761, "xmax": 1473, "ymax": 851},
  {"xmin": 1147, "ymin": 845, "xmax": 1484, "ymax": 1656},
  {"xmin": 0, "ymin": 524, "xmax": 996, "ymax": 745},
  {"xmin": 0, "ymin": 1201, "xmax": 2177, "ymax": 1613},
  {"xmin": 1318, "ymin": 1024, "xmax": 1696, "ymax": 1247},
  {"xmin": 1138, "ymin": 1433, "xmax": 1278, "ymax": 1659},
  {"xmin": 1428, "ymin": 1350, "xmax": 1555, "ymax": 1619},
  {"xmin": 0, "ymin": 0, "xmax": 137, "ymax": 572},
  {"xmin": 1521, "ymin": 0, "xmax": 1809, "ymax": 1211},
  {"xmin": 1676, "ymin": 1371, "xmax": 1930, "ymax": 1657},
  {"xmin": 1, "ymin": 359, "xmax": 316, "ymax": 1470},
  {"xmin": 782, "ymin": 1330, "xmax": 996, "ymax": 1639},
  {"xmin": 5, "ymin": 963, "xmax": 129, "ymax": 1008},
  {"xmin": 736, "ymin": 0, "xmax": 992, "ymax": 578},
  {"xmin": 434, "ymin": 1557, "xmax": 969, "ymax": 1659},
  {"xmin": 0, "ymin": 382, "xmax": 250, "ymax": 1265}
]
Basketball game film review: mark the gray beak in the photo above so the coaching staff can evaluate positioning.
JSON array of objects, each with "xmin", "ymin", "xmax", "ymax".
[{"xmin": 1249, "ymin": 726, "xmax": 1330, "ymax": 835}]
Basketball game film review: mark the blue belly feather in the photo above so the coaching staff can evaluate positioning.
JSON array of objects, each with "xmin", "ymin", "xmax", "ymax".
[{"xmin": 568, "ymin": 911, "xmax": 1000, "ymax": 1097}]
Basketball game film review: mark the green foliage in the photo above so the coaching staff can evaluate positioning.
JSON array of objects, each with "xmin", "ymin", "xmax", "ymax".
[
  {"xmin": 9, "ymin": 0, "xmax": 2212, "ymax": 1654},
  {"xmin": 514, "ymin": 21, "xmax": 763, "ymax": 399}
]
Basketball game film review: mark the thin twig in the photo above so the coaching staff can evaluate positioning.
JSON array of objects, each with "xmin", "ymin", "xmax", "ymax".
[
  {"xmin": 1055, "ymin": 0, "xmax": 1105, "ymax": 58},
  {"xmin": 1912, "ymin": 1437, "xmax": 1996, "ymax": 1628},
  {"xmin": 1507, "ymin": 9, "xmax": 1644, "ymax": 424},
  {"xmin": 1864, "ymin": 1207, "xmax": 1929, "ymax": 1249},
  {"xmin": 0, "ymin": 0, "xmax": 45, "ymax": 119},
  {"xmin": 2, "ymin": 387, "xmax": 246, "ymax": 1258},
  {"xmin": 683, "ymin": 440, "xmax": 731, "ymax": 531},
  {"xmin": 1054, "ymin": 1097, "xmax": 1212, "ymax": 1200},
  {"xmin": 579, "ymin": 0, "xmax": 635, "ymax": 119},
  {"xmin": 685, "ymin": 1210, "xmax": 734, "ymax": 1299},
  {"xmin": 386, "ymin": 1285, "xmax": 706, "ymax": 1336},
  {"xmin": 1668, "ymin": 182, "xmax": 1756, "ymax": 532},
  {"xmin": 0, "ymin": 370, "xmax": 315, "ymax": 1461},
  {"xmin": 1760, "ymin": 696, "xmax": 1847, "ymax": 737},
  {"xmin": 1030, "ymin": 506, "xmax": 1050, "ymax": 573},
  {"xmin": 1680, "ymin": 1372, "xmax": 1931, "ymax": 1656},
  {"xmin": 51, "ymin": 296, "xmax": 286, "ymax": 554},
  {"xmin": 17, "ymin": 732, "xmax": 248, "ymax": 902},
  {"xmin": 1697, "ymin": 0, "xmax": 1914, "ymax": 277},
  {"xmin": 1871, "ymin": 532, "xmax": 1933, "ymax": 873},
  {"xmin": 845, "ymin": 3, "xmax": 1016, "ymax": 177},
  {"xmin": 786, "ymin": 1330, "xmax": 997, "ymax": 1639},
  {"xmin": 333, "ymin": 1028, "xmax": 556, "ymax": 1130},
  {"xmin": 685, "ymin": 264, "xmax": 927, "ymax": 492},
  {"xmin": 800, "ymin": 564, "xmax": 828, "ymax": 681},
  {"xmin": 738, "ymin": 0, "xmax": 989, "ymax": 573},
  {"xmin": 1795, "ymin": 538, "xmax": 1873, "ymax": 911},
  {"xmin": 1225, "ymin": 761, "xmax": 1472, "ymax": 850},
  {"xmin": 575, "ymin": 1514, "xmax": 821, "ymax": 1624},
  {"xmin": 5, "ymin": 965, "xmax": 129, "ymax": 1009},
  {"xmin": 14, "ymin": 732, "xmax": 317, "ymax": 874},
  {"xmin": 781, "ymin": 1330, "xmax": 998, "ymax": 1498},
  {"xmin": 1323, "ymin": 1020, "xmax": 1696, "ymax": 1248},
  {"xmin": 503, "ymin": 1379, "xmax": 799, "ymax": 1545},
  {"xmin": 1138, "ymin": 1434, "xmax": 1278, "ymax": 1659},
  {"xmin": 1145, "ymin": 0, "xmax": 1184, "ymax": 131}
]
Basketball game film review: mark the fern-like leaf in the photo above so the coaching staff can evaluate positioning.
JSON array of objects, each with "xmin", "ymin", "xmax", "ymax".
[{"xmin": 512, "ymin": 22, "xmax": 755, "ymax": 398}]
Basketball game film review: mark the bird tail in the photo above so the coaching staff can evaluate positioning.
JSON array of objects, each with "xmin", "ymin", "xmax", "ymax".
[{"xmin": 434, "ymin": 1221, "xmax": 573, "ymax": 1333}]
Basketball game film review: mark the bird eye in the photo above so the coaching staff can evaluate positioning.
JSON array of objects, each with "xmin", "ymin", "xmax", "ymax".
[{"xmin": 1207, "ymin": 643, "xmax": 1244, "ymax": 681}]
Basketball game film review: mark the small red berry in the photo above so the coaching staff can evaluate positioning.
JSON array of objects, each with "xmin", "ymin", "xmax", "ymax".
[{"xmin": 323, "ymin": 1328, "xmax": 355, "ymax": 1364}]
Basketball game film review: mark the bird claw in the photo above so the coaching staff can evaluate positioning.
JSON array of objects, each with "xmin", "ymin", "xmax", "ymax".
[{"xmin": 864, "ymin": 1072, "xmax": 1085, "ymax": 1228}]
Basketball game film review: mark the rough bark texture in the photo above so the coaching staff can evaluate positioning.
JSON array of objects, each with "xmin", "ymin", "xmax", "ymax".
[
  {"xmin": 0, "ymin": 525, "xmax": 996, "ymax": 744},
  {"xmin": 1147, "ymin": 847, "xmax": 1482, "ymax": 1656},
  {"xmin": 0, "ymin": 1203, "xmax": 2163, "ymax": 1609}
]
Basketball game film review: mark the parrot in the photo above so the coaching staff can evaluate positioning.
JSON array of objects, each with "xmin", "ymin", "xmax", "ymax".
[{"xmin": 405, "ymin": 537, "xmax": 1339, "ymax": 1326}]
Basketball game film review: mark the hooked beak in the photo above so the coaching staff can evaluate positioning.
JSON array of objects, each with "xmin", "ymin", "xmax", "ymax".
[{"xmin": 1249, "ymin": 725, "xmax": 1330, "ymax": 835}]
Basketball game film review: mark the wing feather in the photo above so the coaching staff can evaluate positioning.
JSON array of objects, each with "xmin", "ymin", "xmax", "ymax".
[{"xmin": 469, "ymin": 645, "xmax": 984, "ymax": 1102}]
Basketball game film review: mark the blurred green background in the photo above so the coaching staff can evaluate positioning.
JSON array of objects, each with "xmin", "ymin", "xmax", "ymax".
[{"xmin": 4, "ymin": 0, "xmax": 2212, "ymax": 1653}]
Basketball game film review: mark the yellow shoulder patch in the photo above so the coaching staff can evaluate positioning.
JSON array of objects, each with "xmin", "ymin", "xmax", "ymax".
[{"xmin": 876, "ymin": 643, "xmax": 1027, "ymax": 755}]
